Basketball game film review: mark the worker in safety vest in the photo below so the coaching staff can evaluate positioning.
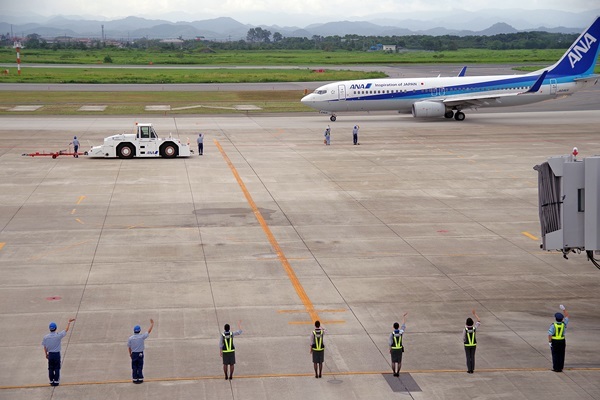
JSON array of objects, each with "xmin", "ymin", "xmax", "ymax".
[
  {"xmin": 548, "ymin": 305, "xmax": 569, "ymax": 372},
  {"xmin": 463, "ymin": 309, "xmax": 481, "ymax": 374},
  {"xmin": 310, "ymin": 320, "xmax": 327, "ymax": 378},
  {"xmin": 220, "ymin": 321, "xmax": 242, "ymax": 380},
  {"xmin": 389, "ymin": 312, "xmax": 408, "ymax": 377}
]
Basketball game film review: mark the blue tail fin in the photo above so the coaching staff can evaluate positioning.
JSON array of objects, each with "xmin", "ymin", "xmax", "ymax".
[{"xmin": 547, "ymin": 16, "xmax": 600, "ymax": 78}]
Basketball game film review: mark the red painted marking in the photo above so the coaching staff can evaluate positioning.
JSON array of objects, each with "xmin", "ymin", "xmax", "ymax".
[
  {"xmin": 437, "ymin": 230, "xmax": 449, "ymax": 233},
  {"xmin": 46, "ymin": 296, "xmax": 62, "ymax": 301}
]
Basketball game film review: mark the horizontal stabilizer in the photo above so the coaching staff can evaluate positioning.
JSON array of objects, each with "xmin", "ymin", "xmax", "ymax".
[{"xmin": 522, "ymin": 71, "xmax": 548, "ymax": 94}]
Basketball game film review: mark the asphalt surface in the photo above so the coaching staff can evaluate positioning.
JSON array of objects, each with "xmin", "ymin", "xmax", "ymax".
[{"xmin": 0, "ymin": 107, "xmax": 599, "ymax": 399}]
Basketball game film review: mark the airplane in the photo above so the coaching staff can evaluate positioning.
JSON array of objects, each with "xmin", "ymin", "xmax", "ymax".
[{"xmin": 301, "ymin": 16, "xmax": 600, "ymax": 121}]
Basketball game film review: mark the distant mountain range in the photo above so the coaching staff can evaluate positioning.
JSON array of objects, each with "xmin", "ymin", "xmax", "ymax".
[{"xmin": 1, "ymin": 11, "xmax": 594, "ymax": 41}]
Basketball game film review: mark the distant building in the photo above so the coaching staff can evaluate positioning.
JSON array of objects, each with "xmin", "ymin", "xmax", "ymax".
[
  {"xmin": 160, "ymin": 39, "xmax": 184, "ymax": 44},
  {"xmin": 382, "ymin": 45, "xmax": 397, "ymax": 52}
]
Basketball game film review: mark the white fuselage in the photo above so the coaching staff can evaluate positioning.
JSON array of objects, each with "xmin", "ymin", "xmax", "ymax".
[{"xmin": 301, "ymin": 73, "xmax": 585, "ymax": 115}]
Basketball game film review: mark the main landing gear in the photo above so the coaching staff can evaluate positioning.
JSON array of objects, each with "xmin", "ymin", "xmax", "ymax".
[{"xmin": 445, "ymin": 110, "xmax": 466, "ymax": 121}]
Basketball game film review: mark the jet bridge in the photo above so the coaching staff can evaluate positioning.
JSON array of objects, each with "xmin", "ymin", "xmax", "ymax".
[{"xmin": 534, "ymin": 152, "xmax": 600, "ymax": 269}]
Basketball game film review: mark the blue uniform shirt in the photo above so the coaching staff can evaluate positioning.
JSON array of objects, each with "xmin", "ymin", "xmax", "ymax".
[
  {"xmin": 388, "ymin": 324, "xmax": 406, "ymax": 346},
  {"xmin": 548, "ymin": 317, "xmax": 569, "ymax": 336},
  {"xmin": 42, "ymin": 330, "xmax": 67, "ymax": 352},
  {"xmin": 128, "ymin": 332, "xmax": 150, "ymax": 352}
]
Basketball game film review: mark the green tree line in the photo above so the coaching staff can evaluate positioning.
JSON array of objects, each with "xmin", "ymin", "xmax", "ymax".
[{"xmin": 2, "ymin": 30, "xmax": 578, "ymax": 52}]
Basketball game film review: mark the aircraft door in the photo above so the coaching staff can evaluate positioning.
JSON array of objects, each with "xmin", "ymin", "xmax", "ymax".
[
  {"xmin": 338, "ymin": 85, "xmax": 346, "ymax": 101},
  {"xmin": 550, "ymin": 79, "xmax": 558, "ymax": 95}
]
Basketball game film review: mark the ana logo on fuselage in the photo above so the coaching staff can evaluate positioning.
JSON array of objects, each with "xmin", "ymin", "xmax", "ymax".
[
  {"xmin": 568, "ymin": 33, "xmax": 597, "ymax": 69},
  {"xmin": 349, "ymin": 83, "xmax": 372, "ymax": 89}
]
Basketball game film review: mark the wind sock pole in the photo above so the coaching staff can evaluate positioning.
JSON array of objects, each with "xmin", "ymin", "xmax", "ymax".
[{"xmin": 14, "ymin": 42, "xmax": 22, "ymax": 75}]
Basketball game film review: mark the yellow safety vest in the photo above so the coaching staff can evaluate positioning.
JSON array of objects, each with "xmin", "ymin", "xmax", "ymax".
[
  {"xmin": 391, "ymin": 332, "xmax": 403, "ymax": 350},
  {"xmin": 464, "ymin": 328, "xmax": 476, "ymax": 347},
  {"xmin": 312, "ymin": 330, "xmax": 324, "ymax": 351},
  {"xmin": 222, "ymin": 333, "xmax": 235, "ymax": 353},
  {"xmin": 552, "ymin": 322, "xmax": 565, "ymax": 340}
]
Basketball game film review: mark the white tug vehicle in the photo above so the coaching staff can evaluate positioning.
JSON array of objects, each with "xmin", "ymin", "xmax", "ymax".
[{"xmin": 87, "ymin": 123, "xmax": 192, "ymax": 159}]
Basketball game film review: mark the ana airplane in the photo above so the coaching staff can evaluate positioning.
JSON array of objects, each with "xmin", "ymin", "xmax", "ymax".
[{"xmin": 301, "ymin": 16, "xmax": 600, "ymax": 121}]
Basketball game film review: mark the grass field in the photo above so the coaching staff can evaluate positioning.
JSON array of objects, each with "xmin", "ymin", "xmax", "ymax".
[
  {"xmin": 0, "ymin": 67, "xmax": 385, "ymax": 84},
  {"xmin": 0, "ymin": 48, "xmax": 569, "ymax": 66}
]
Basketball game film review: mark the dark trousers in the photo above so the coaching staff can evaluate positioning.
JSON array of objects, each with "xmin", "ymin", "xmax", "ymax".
[
  {"xmin": 131, "ymin": 352, "xmax": 145, "ymax": 380},
  {"xmin": 48, "ymin": 352, "xmax": 61, "ymax": 383},
  {"xmin": 353, "ymin": 134, "xmax": 358, "ymax": 144},
  {"xmin": 464, "ymin": 346, "xmax": 476, "ymax": 372},
  {"xmin": 551, "ymin": 339, "xmax": 566, "ymax": 371},
  {"xmin": 198, "ymin": 143, "xmax": 203, "ymax": 155}
]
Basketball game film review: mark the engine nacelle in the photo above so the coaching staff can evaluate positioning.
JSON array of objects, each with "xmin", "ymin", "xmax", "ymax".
[{"xmin": 411, "ymin": 101, "xmax": 446, "ymax": 118}]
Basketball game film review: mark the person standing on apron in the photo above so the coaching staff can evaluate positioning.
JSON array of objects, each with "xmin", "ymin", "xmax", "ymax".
[
  {"xmin": 389, "ymin": 313, "xmax": 408, "ymax": 376},
  {"xmin": 128, "ymin": 319, "xmax": 154, "ymax": 384},
  {"xmin": 463, "ymin": 309, "xmax": 481, "ymax": 374},
  {"xmin": 548, "ymin": 305, "xmax": 570, "ymax": 372},
  {"xmin": 42, "ymin": 318, "xmax": 76, "ymax": 386},
  {"xmin": 220, "ymin": 321, "xmax": 243, "ymax": 380}
]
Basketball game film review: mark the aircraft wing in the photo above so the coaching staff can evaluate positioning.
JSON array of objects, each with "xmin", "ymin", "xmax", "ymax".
[{"xmin": 442, "ymin": 71, "xmax": 548, "ymax": 108}]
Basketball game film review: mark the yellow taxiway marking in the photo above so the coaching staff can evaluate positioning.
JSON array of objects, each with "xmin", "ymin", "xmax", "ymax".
[
  {"xmin": 215, "ymin": 139, "xmax": 324, "ymax": 324},
  {"xmin": 71, "ymin": 209, "xmax": 77, "ymax": 215},
  {"xmin": 75, "ymin": 218, "xmax": 84, "ymax": 225},
  {"xmin": 0, "ymin": 242, "xmax": 5, "ymax": 251},
  {"xmin": 3, "ymin": 367, "xmax": 599, "ymax": 390},
  {"xmin": 288, "ymin": 320, "xmax": 346, "ymax": 325},
  {"xmin": 278, "ymin": 309, "xmax": 347, "ymax": 314},
  {"xmin": 76, "ymin": 195, "xmax": 86, "ymax": 205},
  {"xmin": 522, "ymin": 231, "xmax": 539, "ymax": 241}
]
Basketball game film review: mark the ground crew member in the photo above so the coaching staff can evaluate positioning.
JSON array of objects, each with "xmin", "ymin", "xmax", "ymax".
[
  {"xmin": 127, "ymin": 319, "xmax": 154, "ymax": 384},
  {"xmin": 324, "ymin": 126, "xmax": 331, "ymax": 145},
  {"xmin": 42, "ymin": 318, "xmax": 76, "ymax": 386},
  {"xmin": 463, "ymin": 309, "xmax": 481, "ymax": 373},
  {"xmin": 389, "ymin": 313, "xmax": 408, "ymax": 376},
  {"xmin": 197, "ymin": 133, "xmax": 204, "ymax": 155},
  {"xmin": 352, "ymin": 125, "xmax": 359, "ymax": 145},
  {"xmin": 70, "ymin": 136, "xmax": 80, "ymax": 157},
  {"xmin": 220, "ymin": 321, "xmax": 242, "ymax": 380},
  {"xmin": 548, "ymin": 305, "xmax": 570, "ymax": 372},
  {"xmin": 310, "ymin": 320, "xmax": 327, "ymax": 378}
]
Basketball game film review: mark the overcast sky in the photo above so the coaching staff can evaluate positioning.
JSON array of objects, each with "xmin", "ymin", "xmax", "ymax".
[{"xmin": 3, "ymin": 0, "xmax": 599, "ymax": 26}]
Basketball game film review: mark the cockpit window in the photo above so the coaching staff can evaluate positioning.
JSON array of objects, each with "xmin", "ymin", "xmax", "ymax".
[{"xmin": 314, "ymin": 90, "xmax": 328, "ymax": 95}]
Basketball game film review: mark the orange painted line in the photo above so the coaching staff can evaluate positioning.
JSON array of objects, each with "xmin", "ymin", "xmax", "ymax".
[
  {"xmin": 71, "ymin": 208, "xmax": 77, "ymax": 215},
  {"xmin": 0, "ymin": 242, "xmax": 5, "ymax": 251},
  {"xmin": 76, "ymin": 195, "xmax": 86, "ymax": 205},
  {"xmin": 289, "ymin": 320, "xmax": 346, "ymax": 325},
  {"xmin": 75, "ymin": 218, "xmax": 84, "ymax": 224},
  {"xmin": 215, "ymin": 139, "xmax": 321, "ymax": 323},
  {"xmin": 5, "ymin": 366, "xmax": 598, "ymax": 389},
  {"xmin": 522, "ymin": 231, "xmax": 539, "ymax": 241},
  {"xmin": 279, "ymin": 309, "xmax": 347, "ymax": 314}
]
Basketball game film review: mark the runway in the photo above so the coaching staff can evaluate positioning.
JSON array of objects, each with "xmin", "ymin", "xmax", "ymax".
[{"xmin": 1, "ymin": 110, "xmax": 600, "ymax": 399}]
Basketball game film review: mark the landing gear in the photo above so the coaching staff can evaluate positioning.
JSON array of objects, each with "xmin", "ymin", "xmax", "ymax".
[
  {"xmin": 454, "ymin": 111, "xmax": 466, "ymax": 121},
  {"xmin": 330, "ymin": 115, "xmax": 337, "ymax": 122},
  {"xmin": 444, "ymin": 110, "xmax": 454, "ymax": 119}
]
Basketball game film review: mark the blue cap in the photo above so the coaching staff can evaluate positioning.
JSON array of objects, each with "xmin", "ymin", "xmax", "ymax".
[
  {"xmin": 74, "ymin": 136, "xmax": 77, "ymax": 139},
  {"xmin": 134, "ymin": 325, "xmax": 141, "ymax": 333},
  {"xmin": 49, "ymin": 322, "xmax": 57, "ymax": 331},
  {"xmin": 555, "ymin": 313, "xmax": 564, "ymax": 321}
]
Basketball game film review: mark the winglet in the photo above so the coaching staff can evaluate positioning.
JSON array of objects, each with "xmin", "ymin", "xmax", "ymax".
[
  {"xmin": 457, "ymin": 66, "xmax": 467, "ymax": 77},
  {"xmin": 523, "ymin": 70, "xmax": 548, "ymax": 93}
]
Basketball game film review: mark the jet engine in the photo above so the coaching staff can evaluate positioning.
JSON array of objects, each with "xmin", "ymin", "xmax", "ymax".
[{"xmin": 411, "ymin": 101, "xmax": 446, "ymax": 118}]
